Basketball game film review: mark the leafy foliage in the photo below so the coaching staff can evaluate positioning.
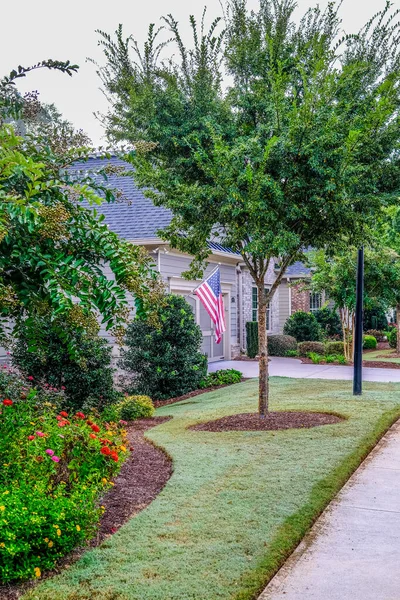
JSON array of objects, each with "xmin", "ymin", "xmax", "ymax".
[
  {"xmin": 0, "ymin": 62, "xmax": 163, "ymax": 356},
  {"xmin": 314, "ymin": 308, "xmax": 342, "ymax": 338},
  {"xmin": 116, "ymin": 395, "xmax": 155, "ymax": 420},
  {"xmin": 365, "ymin": 329, "xmax": 386, "ymax": 343},
  {"xmin": 245, "ymin": 321, "xmax": 259, "ymax": 358},
  {"xmin": 363, "ymin": 335, "xmax": 377, "ymax": 350},
  {"xmin": 325, "ymin": 341, "xmax": 345, "ymax": 356},
  {"xmin": 12, "ymin": 317, "xmax": 118, "ymax": 411},
  {"xmin": 120, "ymin": 295, "xmax": 207, "ymax": 400},
  {"xmin": 298, "ymin": 341, "xmax": 325, "ymax": 357},
  {"xmin": 95, "ymin": 1, "xmax": 400, "ymax": 413},
  {"xmin": 284, "ymin": 312, "xmax": 322, "ymax": 342},
  {"xmin": 267, "ymin": 334, "xmax": 297, "ymax": 357},
  {"xmin": 389, "ymin": 329, "xmax": 398, "ymax": 349},
  {"xmin": 200, "ymin": 368, "xmax": 242, "ymax": 388},
  {"xmin": 0, "ymin": 373, "xmax": 128, "ymax": 582},
  {"xmin": 364, "ymin": 307, "xmax": 389, "ymax": 331}
]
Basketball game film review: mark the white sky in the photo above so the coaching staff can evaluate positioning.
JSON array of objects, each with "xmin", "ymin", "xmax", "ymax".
[{"xmin": 1, "ymin": 0, "xmax": 396, "ymax": 145}]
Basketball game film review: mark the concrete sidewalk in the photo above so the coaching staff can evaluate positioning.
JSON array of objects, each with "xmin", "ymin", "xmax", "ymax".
[
  {"xmin": 209, "ymin": 357, "xmax": 400, "ymax": 382},
  {"xmin": 258, "ymin": 421, "xmax": 400, "ymax": 600}
]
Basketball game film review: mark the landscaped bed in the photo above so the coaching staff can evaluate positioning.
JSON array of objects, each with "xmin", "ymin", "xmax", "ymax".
[{"xmin": 23, "ymin": 377, "xmax": 400, "ymax": 600}]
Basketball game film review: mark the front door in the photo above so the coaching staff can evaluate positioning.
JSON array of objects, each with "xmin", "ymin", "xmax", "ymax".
[{"xmin": 185, "ymin": 294, "xmax": 225, "ymax": 362}]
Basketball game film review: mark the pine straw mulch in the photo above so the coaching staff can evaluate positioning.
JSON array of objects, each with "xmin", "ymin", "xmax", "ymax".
[
  {"xmin": 190, "ymin": 411, "xmax": 343, "ymax": 432},
  {"xmin": 0, "ymin": 417, "xmax": 173, "ymax": 600}
]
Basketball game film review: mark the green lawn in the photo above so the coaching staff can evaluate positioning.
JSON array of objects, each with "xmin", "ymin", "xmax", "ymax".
[
  {"xmin": 26, "ymin": 378, "xmax": 400, "ymax": 600},
  {"xmin": 363, "ymin": 349, "xmax": 400, "ymax": 364}
]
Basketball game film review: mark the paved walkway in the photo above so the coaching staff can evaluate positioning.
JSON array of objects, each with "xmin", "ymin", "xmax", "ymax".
[
  {"xmin": 209, "ymin": 357, "xmax": 400, "ymax": 382},
  {"xmin": 258, "ymin": 421, "xmax": 400, "ymax": 600}
]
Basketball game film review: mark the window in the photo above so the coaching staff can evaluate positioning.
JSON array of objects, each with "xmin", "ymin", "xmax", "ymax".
[
  {"xmin": 309, "ymin": 292, "xmax": 322, "ymax": 313},
  {"xmin": 252, "ymin": 287, "xmax": 271, "ymax": 330}
]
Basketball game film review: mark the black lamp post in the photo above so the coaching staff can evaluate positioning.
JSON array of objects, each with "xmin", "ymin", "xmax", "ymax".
[{"xmin": 353, "ymin": 247, "xmax": 364, "ymax": 395}]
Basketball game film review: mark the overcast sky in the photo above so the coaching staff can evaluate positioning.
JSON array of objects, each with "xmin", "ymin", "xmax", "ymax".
[{"xmin": 1, "ymin": 0, "xmax": 396, "ymax": 144}]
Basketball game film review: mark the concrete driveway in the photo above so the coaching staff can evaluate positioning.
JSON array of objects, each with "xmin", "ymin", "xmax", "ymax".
[{"xmin": 209, "ymin": 356, "xmax": 400, "ymax": 383}]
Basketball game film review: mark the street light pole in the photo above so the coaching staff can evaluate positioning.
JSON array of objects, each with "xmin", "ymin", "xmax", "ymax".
[{"xmin": 353, "ymin": 246, "xmax": 364, "ymax": 395}]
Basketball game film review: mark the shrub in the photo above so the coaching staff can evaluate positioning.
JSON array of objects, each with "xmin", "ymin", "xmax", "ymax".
[
  {"xmin": 246, "ymin": 322, "xmax": 259, "ymax": 358},
  {"xmin": 200, "ymin": 369, "xmax": 242, "ymax": 388},
  {"xmin": 325, "ymin": 355, "xmax": 336, "ymax": 363},
  {"xmin": 283, "ymin": 311, "xmax": 322, "ymax": 342},
  {"xmin": 336, "ymin": 354, "xmax": 347, "ymax": 364},
  {"xmin": 268, "ymin": 335, "xmax": 297, "ymax": 357},
  {"xmin": 325, "ymin": 341, "xmax": 345, "ymax": 355},
  {"xmin": 307, "ymin": 352, "xmax": 323, "ymax": 364},
  {"xmin": 0, "ymin": 376, "xmax": 128, "ymax": 583},
  {"xmin": 12, "ymin": 317, "xmax": 117, "ymax": 411},
  {"xmin": 120, "ymin": 295, "xmax": 207, "ymax": 400},
  {"xmin": 298, "ymin": 341, "xmax": 325, "ymax": 357},
  {"xmin": 286, "ymin": 349, "xmax": 299, "ymax": 357},
  {"xmin": 114, "ymin": 395, "xmax": 155, "ymax": 421},
  {"xmin": 314, "ymin": 307, "xmax": 342, "ymax": 337},
  {"xmin": 365, "ymin": 329, "xmax": 385, "ymax": 343},
  {"xmin": 364, "ymin": 307, "xmax": 388, "ymax": 331},
  {"xmin": 389, "ymin": 328, "xmax": 398, "ymax": 349},
  {"xmin": 363, "ymin": 335, "xmax": 377, "ymax": 350}
]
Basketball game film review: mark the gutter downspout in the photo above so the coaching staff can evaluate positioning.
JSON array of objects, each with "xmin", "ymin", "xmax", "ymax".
[
  {"xmin": 287, "ymin": 276, "xmax": 292, "ymax": 316},
  {"xmin": 237, "ymin": 264, "xmax": 244, "ymax": 351}
]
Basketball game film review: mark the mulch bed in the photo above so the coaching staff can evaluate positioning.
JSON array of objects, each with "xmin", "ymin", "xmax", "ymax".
[
  {"xmin": 190, "ymin": 411, "xmax": 343, "ymax": 432},
  {"xmin": 0, "ymin": 417, "xmax": 173, "ymax": 600}
]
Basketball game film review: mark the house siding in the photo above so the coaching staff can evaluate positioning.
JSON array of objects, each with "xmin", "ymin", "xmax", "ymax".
[{"xmin": 278, "ymin": 280, "xmax": 291, "ymax": 332}]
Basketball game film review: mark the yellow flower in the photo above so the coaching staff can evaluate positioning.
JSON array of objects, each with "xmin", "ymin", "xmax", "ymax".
[
  {"xmin": 120, "ymin": 446, "xmax": 127, "ymax": 452},
  {"xmin": 0, "ymin": 542, "xmax": 5, "ymax": 548},
  {"xmin": 53, "ymin": 524, "xmax": 59, "ymax": 528},
  {"xmin": 34, "ymin": 567, "xmax": 41, "ymax": 578},
  {"xmin": 101, "ymin": 478, "xmax": 108, "ymax": 485},
  {"xmin": 2, "ymin": 491, "xmax": 9, "ymax": 495},
  {"xmin": 0, "ymin": 506, "xmax": 5, "ymax": 512},
  {"xmin": 109, "ymin": 482, "xmax": 115, "ymax": 487},
  {"xmin": 76, "ymin": 525, "xmax": 81, "ymax": 532},
  {"xmin": 44, "ymin": 538, "xmax": 49, "ymax": 543},
  {"xmin": 56, "ymin": 529, "xmax": 61, "ymax": 537},
  {"xmin": 48, "ymin": 541, "xmax": 53, "ymax": 548},
  {"xmin": 30, "ymin": 422, "xmax": 35, "ymax": 425}
]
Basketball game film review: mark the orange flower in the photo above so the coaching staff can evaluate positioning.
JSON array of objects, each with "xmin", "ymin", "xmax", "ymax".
[{"xmin": 89, "ymin": 433, "xmax": 97, "ymax": 440}]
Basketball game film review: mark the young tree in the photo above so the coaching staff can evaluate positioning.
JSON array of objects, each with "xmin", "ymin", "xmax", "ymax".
[
  {"xmin": 0, "ymin": 62, "xmax": 163, "ymax": 355},
  {"xmin": 309, "ymin": 247, "xmax": 400, "ymax": 360},
  {"xmin": 380, "ymin": 206, "xmax": 400, "ymax": 352},
  {"xmin": 96, "ymin": 2, "xmax": 400, "ymax": 414}
]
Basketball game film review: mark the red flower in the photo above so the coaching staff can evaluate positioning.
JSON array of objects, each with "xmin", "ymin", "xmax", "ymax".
[
  {"xmin": 100, "ymin": 447, "xmax": 111, "ymax": 456},
  {"xmin": 86, "ymin": 420, "xmax": 93, "ymax": 426},
  {"xmin": 110, "ymin": 451, "xmax": 119, "ymax": 462},
  {"xmin": 60, "ymin": 411, "xmax": 68, "ymax": 418},
  {"xmin": 91, "ymin": 424, "xmax": 100, "ymax": 433},
  {"xmin": 76, "ymin": 412, "xmax": 85, "ymax": 419},
  {"xmin": 129, "ymin": 447, "xmax": 134, "ymax": 452},
  {"xmin": 100, "ymin": 438, "xmax": 111, "ymax": 445},
  {"xmin": 57, "ymin": 420, "xmax": 68, "ymax": 428},
  {"xmin": 2, "ymin": 399, "xmax": 13, "ymax": 406},
  {"xmin": 89, "ymin": 433, "xmax": 97, "ymax": 440},
  {"xmin": 28, "ymin": 435, "xmax": 35, "ymax": 441},
  {"xmin": 56, "ymin": 415, "xmax": 62, "ymax": 421},
  {"xmin": 27, "ymin": 376, "xmax": 34, "ymax": 381}
]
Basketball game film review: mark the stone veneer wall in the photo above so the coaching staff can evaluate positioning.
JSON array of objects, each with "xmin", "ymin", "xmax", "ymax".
[
  {"xmin": 291, "ymin": 284, "xmax": 310, "ymax": 314},
  {"xmin": 241, "ymin": 260, "xmax": 280, "ymax": 351}
]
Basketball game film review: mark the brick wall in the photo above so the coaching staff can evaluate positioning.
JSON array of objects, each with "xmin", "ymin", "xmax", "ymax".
[{"xmin": 291, "ymin": 284, "xmax": 310, "ymax": 313}]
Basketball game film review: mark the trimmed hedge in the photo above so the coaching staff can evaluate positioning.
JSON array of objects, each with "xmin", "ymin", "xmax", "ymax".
[
  {"xmin": 363, "ymin": 335, "xmax": 377, "ymax": 350},
  {"xmin": 325, "ymin": 341, "xmax": 345, "ymax": 355},
  {"xmin": 246, "ymin": 322, "xmax": 259, "ymax": 358},
  {"xmin": 268, "ymin": 335, "xmax": 297, "ymax": 357},
  {"xmin": 298, "ymin": 341, "xmax": 325, "ymax": 357}
]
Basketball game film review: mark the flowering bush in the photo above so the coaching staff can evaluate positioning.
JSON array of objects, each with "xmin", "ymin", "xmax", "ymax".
[
  {"xmin": 104, "ymin": 395, "xmax": 155, "ymax": 422},
  {"xmin": 0, "ymin": 371, "xmax": 129, "ymax": 583}
]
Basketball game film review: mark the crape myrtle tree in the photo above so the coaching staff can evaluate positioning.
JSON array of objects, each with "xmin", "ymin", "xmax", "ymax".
[
  {"xmin": 0, "ymin": 61, "xmax": 163, "ymax": 356},
  {"xmin": 309, "ymin": 246, "xmax": 400, "ymax": 360},
  {"xmin": 96, "ymin": 1, "xmax": 400, "ymax": 414},
  {"xmin": 380, "ymin": 206, "xmax": 400, "ymax": 352}
]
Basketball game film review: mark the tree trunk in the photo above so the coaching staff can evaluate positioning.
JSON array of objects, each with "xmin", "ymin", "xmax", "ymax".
[
  {"xmin": 339, "ymin": 307, "xmax": 354, "ymax": 362},
  {"xmin": 257, "ymin": 284, "xmax": 269, "ymax": 416},
  {"xmin": 397, "ymin": 305, "xmax": 400, "ymax": 354}
]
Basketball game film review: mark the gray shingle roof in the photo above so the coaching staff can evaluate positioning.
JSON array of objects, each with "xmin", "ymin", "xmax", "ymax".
[
  {"xmin": 70, "ymin": 156, "xmax": 238, "ymax": 256},
  {"xmin": 285, "ymin": 260, "xmax": 312, "ymax": 277},
  {"xmin": 69, "ymin": 156, "xmax": 173, "ymax": 240}
]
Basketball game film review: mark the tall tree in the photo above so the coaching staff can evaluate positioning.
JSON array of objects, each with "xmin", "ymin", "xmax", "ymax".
[
  {"xmin": 0, "ymin": 62, "xmax": 163, "ymax": 355},
  {"xmin": 309, "ymin": 246, "xmax": 400, "ymax": 360},
  {"xmin": 96, "ymin": 1, "xmax": 400, "ymax": 414}
]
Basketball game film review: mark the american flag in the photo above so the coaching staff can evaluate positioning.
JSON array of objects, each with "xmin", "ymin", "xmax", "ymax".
[{"xmin": 195, "ymin": 267, "xmax": 226, "ymax": 344}]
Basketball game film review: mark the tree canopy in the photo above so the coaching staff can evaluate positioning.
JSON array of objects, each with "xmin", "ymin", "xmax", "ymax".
[
  {"xmin": 0, "ymin": 62, "xmax": 163, "ymax": 355},
  {"xmin": 96, "ymin": 1, "xmax": 400, "ymax": 412}
]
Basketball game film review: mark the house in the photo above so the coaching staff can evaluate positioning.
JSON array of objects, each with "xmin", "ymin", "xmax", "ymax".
[{"xmin": 71, "ymin": 156, "xmax": 319, "ymax": 362}]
